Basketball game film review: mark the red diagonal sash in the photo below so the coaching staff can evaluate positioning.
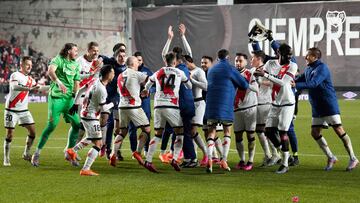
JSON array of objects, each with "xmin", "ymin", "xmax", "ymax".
[
  {"xmin": 9, "ymin": 77, "xmax": 32, "ymax": 108},
  {"xmin": 271, "ymin": 64, "xmax": 290, "ymax": 101},
  {"xmin": 234, "ymin": 70, "xmax": 252, "ymax": 108}
]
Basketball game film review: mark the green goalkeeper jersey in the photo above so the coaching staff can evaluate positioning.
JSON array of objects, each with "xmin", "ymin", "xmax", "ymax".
[{"xmin": 49, "ymin": 55, "xmax": 81, "ymax": 99}]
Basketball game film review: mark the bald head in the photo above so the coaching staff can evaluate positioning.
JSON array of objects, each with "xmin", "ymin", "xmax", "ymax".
[{"xmin": 126, "ymin": 56, "xmax": 139, "ymax": 70}]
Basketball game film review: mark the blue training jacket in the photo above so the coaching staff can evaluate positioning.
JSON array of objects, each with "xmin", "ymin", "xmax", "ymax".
[
  {"xmin": 177, "ymin": 63, "xmax": 195, "ymax": 118},
  {"xmin": 295, "ymin": 60, "xmax": 340, "ymax": 117},
  {"xmin": 101, "ymin": 55, "xmax": 127, "ymax": 105},
  {"xmin": 205, "ymin": 59, "xmax": 249, "ymax": 121}
]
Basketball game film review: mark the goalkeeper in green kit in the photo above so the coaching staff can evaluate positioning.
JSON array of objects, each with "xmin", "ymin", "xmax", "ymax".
[{"xmin": 31, "ymin": 43, "xmax": 81, "ymax": 167}]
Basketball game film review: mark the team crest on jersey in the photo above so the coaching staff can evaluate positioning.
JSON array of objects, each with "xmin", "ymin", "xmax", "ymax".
[{"xmin": 326, "ymin": 11, "xmax": 346, "ymax": 28}]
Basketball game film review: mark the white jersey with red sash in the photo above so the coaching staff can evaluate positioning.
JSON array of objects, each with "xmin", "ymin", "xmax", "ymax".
[
  {"xmin": 149, "ymin": 67, "xmax": 188, "ymax": 108},
  {"xmin": 5, "ymin": 72, "xmax": 37, "ymax": 111},
  {"xmin": 80, "ymin": 80, "xmax": 108, "ymax": 120},
  {"xmin": 76, "ymin": 56, "xmax": 99, "ymax": 88},
  {"xmin": 264, "ymin": 60, "xmax": 297, "ymax": 106},
  {"xmin": 234, "ymin": 67, "xmax": 258, "ymax": 109},
  {"xmin": 117, "ymin": 68, "xmax": 148, "ymax": 108}
]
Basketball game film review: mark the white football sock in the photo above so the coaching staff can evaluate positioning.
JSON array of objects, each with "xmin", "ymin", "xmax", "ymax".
[
  {"xmin": 101, "ymin": 125, "xmax": 107, "ymax": 146},
  {"xmin": 82, "ymin": 146, "xmax": 99, "ymax": 170},
  {"xmin": 222, "ymin": 136, "xmax": 231, "ymax": 161},
  {"xmin": 248, "ymin": 138, "xmax": 256, "ymax": 163},
  {"xmin": 257, "ymin": 132, "xmax": 271, "ymax": 159},
  {"xmin": 316, "ymin": 136, "xmax": 334, "ymax": 159},
  {"xmin": 282, "ymin": 151, "xmax": 290, "ymax": 167},
  {"xmin": 214, "ymin": 137, "xmax": 223, "ymax": 158},
  {"xmin": 173, "ymin": 135, "xmax": 184, "ymax": 160},
  {"xmin": 146, "ymin": 136, "xmax": 161, "ymax": 162},
  {"xmin": 74, "ymin": 138, "xmax": 91, "ymax": 152},
  {"xmin": 193, "ymin": 133, "xmax": 207, "ymax": 155},
  {"xmin": 206, "ymin": 139, "xmax": 215, "ymax": 160},
  {"xmin": 112, "ymin": 134, "xmax": 124, "ymax": 156},
  {"xmin": 236, "ymin": 141, "xmax": 245, "ymax": 161},
  {"xmin": 340, "ymin": 134, "xmax": 356, "ymax": 160},
  {"xmin": 4, "ymin": 139, "xmax": 11, "ymax": 160},
  {"xmin": 269, "ymin": 139, "xmax": 279, "ymax": 157}
]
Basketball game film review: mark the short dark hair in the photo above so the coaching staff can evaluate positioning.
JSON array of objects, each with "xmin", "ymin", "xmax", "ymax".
[
  {"xmin": 133, "ymin": 51, "xmax": 142, "ymax": 57},
  {"xmin": 113, "ymin": 43, "xmax": 126, "ymax": 53},
  {"xmin": 235, "ymin": 53, "xmax": 248, "ymax": 60},
  {"xmin": 100, "ymin": 64, "xmax": 114, "ymax": 78},
  {"xmin": 172, "ymin": 47, "xmax": 183, "ymax": 61},
  {"xmin": 251, "ymin": 50, "xmax": 266, "ymax": 62},
  {"xmin": 202, "ymin": 55, "xmax": 213, "ymax": 62},
  {"xmin": 217, "ymin": 49, "xmax": 229, "ymax": 60},
  {"xmin": 21, "ymin": 56, "xmax": 32, "ymax": 64},
  {"xmin": 308, "ymin": 47, "xmax": 322, "ymax": 59},
  {"xmin": 183, "ymin": 55, "xmax": 193, "ymax": 63},
  {"xmin": 114, "ymin": 48, "xmax": 126, "ymax": 57},
  {"xmin": 165, "ymin": 52, "xmax": 176, "ymax": 67},
  {"xmin": 59, "ymin": 43, "xmax": 77, "ymax": 58},
  {"xmin": 87, "ymin": 41, "xmax": 99, "ymax": 50},
  {"xmin": 278, "ymin": 43, "xmax": 292, "ymax": 57}
]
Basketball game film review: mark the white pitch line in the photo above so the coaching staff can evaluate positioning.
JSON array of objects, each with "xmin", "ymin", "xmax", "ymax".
[{"xmin": 9, "ymin": 145, "xmax": 349, "ymax": 158}]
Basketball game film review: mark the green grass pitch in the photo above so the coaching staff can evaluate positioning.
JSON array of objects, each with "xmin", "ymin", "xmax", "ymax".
[{"xmin": 0, "ymin": 100, "xmax": 360, "ymax": 202}]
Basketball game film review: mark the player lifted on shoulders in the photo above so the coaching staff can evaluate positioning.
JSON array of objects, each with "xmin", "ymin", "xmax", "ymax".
[{"xmin": 141, "ymin": 52, "xmax": 192, "ymax": 173}]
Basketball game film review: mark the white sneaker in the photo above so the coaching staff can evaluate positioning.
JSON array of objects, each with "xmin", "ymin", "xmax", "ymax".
[
  {"xmin": 267, "ymin": 155, "xmax": 281, "ymax": 166},
  {"xmin": 3, "ymin": 158, "xmax": 11, "ymax": 166},
  {"xmin": 324, "ymin": 156, "xmax": 337, "ymax": 171},
  {"xmin": 31, "ymin": 153, "xmax": 40, "ymax": 167},
  {"xmin": 276, "ymin": 165, "xmax": 289, "ymax": 174},
  {"xmin": 346, "ymin": 159, "xmax": 359, "ymax": 171}
]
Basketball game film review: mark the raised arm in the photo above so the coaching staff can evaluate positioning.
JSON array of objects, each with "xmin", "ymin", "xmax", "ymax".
[
  {"xmin": 162, "ymin": 26, "xmax": 174, "ymax": 61},
  {"xmin": 179, "ymin": 23, "xmax": 192, "ymax": 57}
]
